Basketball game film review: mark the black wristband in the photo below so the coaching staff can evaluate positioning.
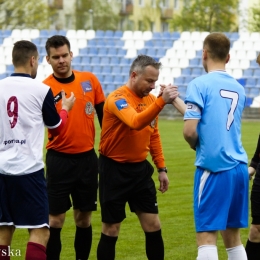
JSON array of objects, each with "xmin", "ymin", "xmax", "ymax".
[{"xmin": 157, "ymin": 167, "xmax": 167, "ymax": 173}]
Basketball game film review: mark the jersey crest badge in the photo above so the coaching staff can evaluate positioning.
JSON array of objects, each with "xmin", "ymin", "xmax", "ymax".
[
  {"xmin": 85, "ymin": 102, "xmax": 94, "ymax": 115},
  {"xmin": 115, "ymin": 99, "xmax": 128, "ymax": 111},
  {"xmin": 81, "ymin": 81, "xmax": 92, "ymax": 92}
]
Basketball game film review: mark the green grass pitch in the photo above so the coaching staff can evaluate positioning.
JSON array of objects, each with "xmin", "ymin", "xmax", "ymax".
[{"xmin": 10, "ymin": 118, "xmax": 259, "ymax": 259}]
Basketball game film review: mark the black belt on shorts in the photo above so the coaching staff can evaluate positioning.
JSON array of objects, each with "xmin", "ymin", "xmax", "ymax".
[{"xmin": 47, "ymin": 148, "xmax": 95, "ymax": 158}]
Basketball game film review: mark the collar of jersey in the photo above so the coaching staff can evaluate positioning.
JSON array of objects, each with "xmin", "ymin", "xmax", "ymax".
[{"xmin": 11, "ymin": 73, "xmax": 31, "ymax": 78}]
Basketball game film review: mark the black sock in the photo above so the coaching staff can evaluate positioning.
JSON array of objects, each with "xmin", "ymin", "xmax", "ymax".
[
  {"xmin": 145, "ymin": 229, "xmax": 164, "ymax": 260},
  {"xmin": 97, "ymin": 233, "xmax": 118, "ymax": 260},
  {"xmin": 46, "ymin": 227, "xmax": 62, "ymax": 260},
  {"xmin": 74, "ymin": 225, "xmax": 92, "ymax": 260},
  {"xmin": 246, "ymin": 239, "xmax": 260, "ymax": 260}
]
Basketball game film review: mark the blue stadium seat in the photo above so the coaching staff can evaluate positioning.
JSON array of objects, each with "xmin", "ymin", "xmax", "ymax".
[
  {"xmin": 230, "ymin": 32, "xmax": 239, "ymax": 41},
  {"xmin": 95, "ymin": 73, "xmax": 103, "ymax": 83},
  {"xmin": 144, "ymin": 41, "xmax": 154, "ymax": 48},
  {"xmin": 82, "ymin": 65, "xmax": 92, "ymax": 72},
  {"xmin": 79, "ymin": 48, "xmax": 89, "ymax": 55},
  {"xmin": 249, "ymin": 87, "xmax": 260, "ymax": 97},
  {"xmin": 243, "ymin": 69, "xmax": 254, "ymax": 78},
  {"xmin": 92, "ymin": 65, "xmax": 102, "ymax": 74},
  {"xmin": 250, "ymin": 60, "xmax": 259, "ymax": 69},
  {"xmin": 103, "ymin": 75, "xmax": 114, "ymax": 84},
  {"xmin": 107, "ymin": 48, "xmax": 117, "ymax": 57},
  {"xmin": 163, "ymin": 40, "xmax": 173, "ymax": 49},
  {"xmin": 119, "ymin": 58, "xmax": 131, "ymax": 65},
  {"xmin": 115, "ymin": 40, "xmax": 124, "ymax": 47},
  {"xmin": 121, "ymin": 66, "xmax": 130, "ymax": 75},
  {"xmin": 87, "ymin": 40, "xmax": 97, "ymax": 47},
  {"xmin": 100, "ymin": 57, "xmax": 110, "ymax": 65},
  {"xmin": 0, "ymin": 73, "xmax": 7, "ymax": 80},
  {"xmin": 178, "ymin": 85, "xmax": 187, "ymax": 98},
  {"xmin": 146, "ymin": 48, "xmax": 156, "ymax": 57},
  {"xmin": 245, "ymin": 78, "xmax": 256, "ymax": 87},
  {"xmin": 73, "ymin": 65, "xmax": 82, "ymax": 71},
  {"xmin": 101, "ymin": 66, "xmax": 112, "ymax": 75},
  {"xmin": 162, "ymin": 31, "xmax": 172, "ymax": 40},
  {"xmin": 253, "ymin": 68, "xmax": 260, "ymax": 78},
  {"xmin": 137, "ymin": 49, "xmax": 147, "ymax": 55},
  {"xmin": 6, "ymin": 65, "xmax": 14, "ymax": 73},
  {"xmin": 191, "ymin": 68, "xmax": 202, "ymax": 77},
  {"xmin": 172, "ymin": 32, "xmax": 181, "ymax": 40},
  {"xmin": 183, "ymin": 76, "xmax": 194, "ymax": 85},
  {"xmin": 111, "ymin": 66, "xmax": 121, "ymax": 75},
  {"xmin": 88, "ymin": 47, "xmax": 98, "ymax": 56},
  {"xmin": 91, "ymin": 57, "xmax": 100, "ymax": 65},
  {"xmin": 182, "ymin": 68, "xmax": 191, "ymax": 76},
  {"xmin": 40, "ymin": 30, "xmax": 49, "ymax": 37},
  {"xmin": 114, "ymin": 31, "xmax": 123, "ymax": 38},
  {"xmin": 57, "ymin": 30, "xmax": 66, "ymax": 36},
  {"xmin": 96, "ymin": 30, "xmax": 105, "ymax": 38},
  {"xmin": 195, "ymin": 50, "xmax": 203, "ymax": 57},
  {"xmin": 105, "ymin": 83, "xmax": 117, "ymax": 93},
  {"xmin": 110, "ymin": 57, "xmax": 120, "ymax": 65},
  {"xmin": 105, "ymin": 39, "xmax": 115, "ymax": 47},
  {"xmin": 153, "ymin": 32, "xmax": 162, "ymax": 39},
  {"xmin": 174, "ymin": 77, "xmax": 185, "ymax": 85},
  {"xmin": 189, "ymin": 58, "xmax": 200, "ymax": 67},
  {"xmin": 113, "ymin": 75, "xmax": 124, "ymax": 85},
  {"xmin": 104, "ymin": 30, "xmax": 114, "ymax": 38},
  {"xmin": 245, "ymin": 97, "xmax": 253, "ymax": 107},
  {"xmin": 81, "ymin": 56, "xmax": 91, "ymax": 65},
  {"xmin": 156, "ymin": 48, "xmax": 166, "ymax": 58},
  {"xmin": 72, "ymin": 56, "xmax": 81, "ymax": 65},
  {"xmin": 97, "ymin": 47, "xmax": 108, "ymax": 56},
  {"xmin": 117, "ymin": 49, "xmax": 127, "ymax": 56}
]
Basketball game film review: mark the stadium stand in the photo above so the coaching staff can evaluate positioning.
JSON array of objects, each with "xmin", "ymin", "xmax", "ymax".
[{"xmin": 0, "ymin": 29, "xmax": 259, "ymax": 106}]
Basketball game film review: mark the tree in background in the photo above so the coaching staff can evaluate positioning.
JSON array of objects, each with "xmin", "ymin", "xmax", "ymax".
[
  {"xmin": 75, "ymin": 0, "xmax": 120, "ymax": 30},
  {"xmin": 247, "ymin": 6, "xmax": 260, "ymax": 32},
  {"xmin": 0, "ymin": 0, "xmax": 57, "ymax": 29},
  {"xmin": 169, "ymin": 0, "xmax": 239, "ymax": 32}
]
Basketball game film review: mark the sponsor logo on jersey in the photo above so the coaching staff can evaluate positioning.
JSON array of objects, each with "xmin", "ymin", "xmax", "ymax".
[
  {"xmin": 54, "ymin": 91, "xmax": 67, "ymax": 104},
  {"xmin": 81, "ymin": 81, "xmax": 92, "ymax": 92},
  {"xmin": 115, "ymin": 99, "xmax": 128, "ymax": 111},
  {"xmin": 85, "ymin": 102, "xmax": 94, "ymax": 115}
]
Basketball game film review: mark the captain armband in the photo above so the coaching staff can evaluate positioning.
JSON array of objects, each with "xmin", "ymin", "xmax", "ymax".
[{"xmin": 186, "ymin": 103, "xmax": 201, "ymax": 114}]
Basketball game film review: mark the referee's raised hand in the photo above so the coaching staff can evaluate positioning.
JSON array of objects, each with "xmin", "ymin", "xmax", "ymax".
[{"xmin": 61, "ymin": 90, "xmax": 76, "ymax": 112}]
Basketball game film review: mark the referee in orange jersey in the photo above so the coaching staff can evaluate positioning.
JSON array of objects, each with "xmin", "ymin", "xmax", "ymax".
[{"xmin": 97, "ymin": 55, "xmax": 179, "ymax": 260}]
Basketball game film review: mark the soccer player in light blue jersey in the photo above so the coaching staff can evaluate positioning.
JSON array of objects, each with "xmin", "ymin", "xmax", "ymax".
[{"xmin": 183, "ymin": 32, "xmax": 249, "ymax": 260}]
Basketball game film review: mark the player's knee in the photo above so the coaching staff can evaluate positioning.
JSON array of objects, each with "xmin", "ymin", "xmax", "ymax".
[
  {"xmin": 249, "ymin": 224, "xmax": 260, "ymax": 242},
  {"xmin": 74, "ymin": 211, "xmax": 92, "ymax": 227},
  {"xmin": 102, "ymin": 223, "xmax": 120, "ymax": 237},
  {"xmin": 49, "ymin": 214, "xmax": 65, "ymax": 228}
]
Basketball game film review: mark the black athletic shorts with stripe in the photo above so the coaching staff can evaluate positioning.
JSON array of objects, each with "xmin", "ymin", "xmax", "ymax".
[
  {"xmin": 99, "ymin": 154, "xmax": 159, "ymax": 224},
  {"xmin": 46, "ymin": 148, "xmax": 98, "ymax": 214},
  {"xmin": 251, "ymin": 164, "xmax": 260, "ymax": 224}
]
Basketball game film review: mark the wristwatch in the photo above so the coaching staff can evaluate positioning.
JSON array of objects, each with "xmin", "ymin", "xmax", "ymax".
[{"xmin": 157, "ymin": 167, "xmax": 167, "ymax": 173}]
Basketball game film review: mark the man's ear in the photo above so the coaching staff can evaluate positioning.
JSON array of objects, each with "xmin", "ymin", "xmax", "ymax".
[
  {"xmin": 46, "ymin": 55, "xmax": 51, "ymax": 64},
  {"xmin": 225, "ymin": 53, "xmax": 230, "ymax": 64},
  {"xmin": 202, "ymin": 49, "xmax": 207, "ymax": 60},
  {"xmin": 30, "ymin": 56, "xmax": 35, "ymax": 66}
]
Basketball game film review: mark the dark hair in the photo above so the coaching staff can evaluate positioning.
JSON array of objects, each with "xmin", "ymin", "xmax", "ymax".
[
  {"xmin": 129, "ymin": 55, "xmax": 162, "ymax": 76},
  {"xmin": 203, "ymin": 32, "xmax": 230, "ymax": 61},
  {"xmin": 12, "ymin": 40, "xmax": 38, "ymax": 67},
  {"xmin": 45, "ymin": 35, "xmax": 71, "ymax": 56}
]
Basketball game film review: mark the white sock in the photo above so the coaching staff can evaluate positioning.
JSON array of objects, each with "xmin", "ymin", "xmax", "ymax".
[
  {"xmin": 197, "ymin": 245, "xmax": 218, "ymax": 260},
  {"xmin": 226, "ymin": 244, "xmax": 247, "ymax": 260}
]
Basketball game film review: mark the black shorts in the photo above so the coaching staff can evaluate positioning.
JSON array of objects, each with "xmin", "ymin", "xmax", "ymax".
[
  {"xmin": 46, "ymin": 149, "xmax": 98, "ymax": 214},
  {"xmin": 99, "ymin": 154, "xmax": 158, "ymax": 224},
  {"xmin": 251, "ymin": 164, "xmax": 260, "ymax": 224}
]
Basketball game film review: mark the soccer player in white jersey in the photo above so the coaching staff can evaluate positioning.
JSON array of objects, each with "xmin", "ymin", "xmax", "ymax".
[
  {"xmin": 0, "ymin": 40, "xmax": 75, "ymax": 260},
  {"xmin": 182, "ymin": 32, "xmax": 248, "ymax": 260}
]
